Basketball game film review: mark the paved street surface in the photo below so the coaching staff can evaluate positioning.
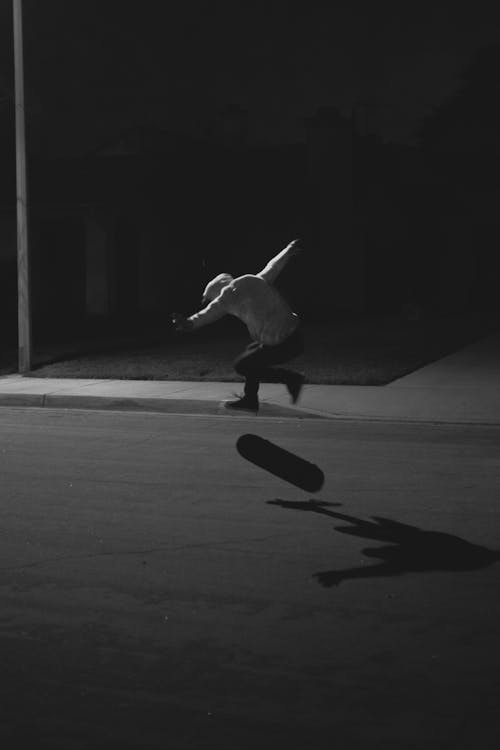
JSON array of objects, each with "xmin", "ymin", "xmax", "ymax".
[{"xmin": 1, "ymin": 407, "xmax": 500, "ymax": 749}]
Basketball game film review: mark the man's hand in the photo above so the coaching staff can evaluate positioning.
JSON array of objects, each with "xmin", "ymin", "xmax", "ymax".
[
  {"xmin": 171, "ymin": 313, "xmax": 194, "ymax": 332},
  {"xmin": 287, "ymin": 238, "xmax": 303, "ymax": 255}
]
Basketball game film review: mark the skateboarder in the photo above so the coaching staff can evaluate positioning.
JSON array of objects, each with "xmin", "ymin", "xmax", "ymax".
[{"xmin": 172, "ymin": 239, "xmax": 305, "ymax": 413}]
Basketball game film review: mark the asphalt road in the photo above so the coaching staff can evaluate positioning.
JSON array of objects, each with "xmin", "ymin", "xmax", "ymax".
[{"xmin": 1, "ymin": 407, "xmax": 499, "ymax": 749}]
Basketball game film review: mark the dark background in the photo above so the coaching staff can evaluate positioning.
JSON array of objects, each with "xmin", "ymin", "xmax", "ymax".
[{"xmin": 1, "ymin": 0, "xmax": 500, "ymax": 344}]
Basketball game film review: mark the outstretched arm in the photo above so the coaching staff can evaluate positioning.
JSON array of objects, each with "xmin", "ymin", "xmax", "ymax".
[
  {"xmin": 171, "ymin": 291, "xmax": 228, "ymax": 332},
  {"xmin": 257, "ymin": 238, "xmax": 302, "ymax": 285}
]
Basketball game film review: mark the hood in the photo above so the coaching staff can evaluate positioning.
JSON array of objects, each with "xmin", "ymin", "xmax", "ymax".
[{"xmin": 201, "ymin": 273, "xmax": 233, "ymax": 304}]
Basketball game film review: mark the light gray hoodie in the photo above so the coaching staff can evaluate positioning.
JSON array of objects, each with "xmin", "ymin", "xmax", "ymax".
[{"xmin": 188, "ymin": 244, "xmax": 299, "ymax": 346}]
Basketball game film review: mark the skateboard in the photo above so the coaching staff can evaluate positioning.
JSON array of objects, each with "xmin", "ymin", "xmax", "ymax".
[{"xmin": 236, "ymin": 433, "xmax": 324, "ymax": 492}]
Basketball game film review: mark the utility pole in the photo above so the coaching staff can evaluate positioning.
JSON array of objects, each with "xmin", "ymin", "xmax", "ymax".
[{"xmin": 13, "ymin": 0, "xmax": 32, "ymax": 372}]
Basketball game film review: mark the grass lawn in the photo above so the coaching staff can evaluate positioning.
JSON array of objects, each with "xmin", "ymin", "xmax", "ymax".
[{"xmin": 7, "ymin": 311, "xmax": 497, "ymax": 385}]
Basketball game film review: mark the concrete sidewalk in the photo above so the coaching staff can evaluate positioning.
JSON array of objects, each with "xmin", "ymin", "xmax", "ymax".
[{"xmin": 0, "ymin": 333, "xmax": 499, "ymax": 424}]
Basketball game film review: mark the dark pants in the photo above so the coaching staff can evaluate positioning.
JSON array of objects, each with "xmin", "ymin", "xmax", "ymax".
[{"xmin": 234, "ymin": 326, "xmax": 304, "ymax": 400}]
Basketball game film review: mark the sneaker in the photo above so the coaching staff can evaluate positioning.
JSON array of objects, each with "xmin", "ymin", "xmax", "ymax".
[
  {"xmin": 224, "ymin": 395, "xmax": 259, "ymax": 413},
  {"xmin": 286, "ymin": 373, "xmax": 305, "ymax": 404}
]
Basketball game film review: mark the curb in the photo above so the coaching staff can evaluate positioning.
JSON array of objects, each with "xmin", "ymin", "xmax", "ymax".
[
  {"xmin": 0, "ymin": 393, "xmax": 46, "ymax": 407},
  {"xmin": 1, "ymin": 389, "xmax": 499, "ymax": 426},
  {"xmin": 0, "ymin": 393, "xmax": 327, "ymax": 419}
]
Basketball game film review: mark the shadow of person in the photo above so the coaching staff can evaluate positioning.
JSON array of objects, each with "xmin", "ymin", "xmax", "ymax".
[{"xmin": 268, "ymin": 500, "xmax": 500, "ymax": 587}]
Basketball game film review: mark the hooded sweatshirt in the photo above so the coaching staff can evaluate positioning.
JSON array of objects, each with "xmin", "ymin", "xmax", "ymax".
[{"xmin": 188, "ymin": 244, "xmax": 299, "ymax": 346}]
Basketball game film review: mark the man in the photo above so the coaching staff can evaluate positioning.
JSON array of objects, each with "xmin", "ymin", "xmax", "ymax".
[{"xmin": 172, "ymin": 239, "xmax": 305, "ymax": 413}]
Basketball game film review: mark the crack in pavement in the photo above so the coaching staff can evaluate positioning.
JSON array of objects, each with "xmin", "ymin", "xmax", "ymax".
[{"xmin": 0, "ymin": 532, "xmax": 294, "ymax": 573}]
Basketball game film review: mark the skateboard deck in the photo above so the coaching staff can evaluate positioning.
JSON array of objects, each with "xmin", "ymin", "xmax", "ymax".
[{"xmin": 236, "ymin": 433, "xmax": 324, "ymax": 492}]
